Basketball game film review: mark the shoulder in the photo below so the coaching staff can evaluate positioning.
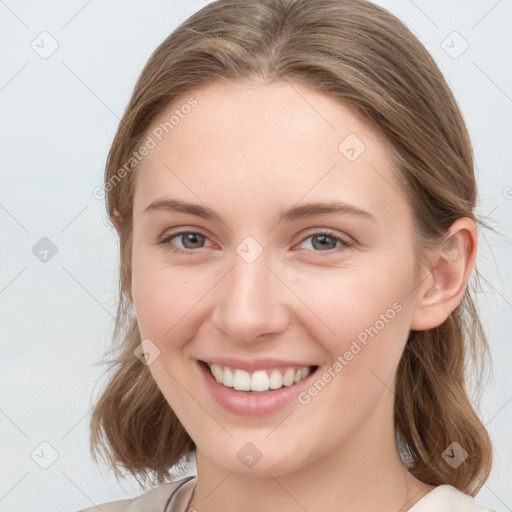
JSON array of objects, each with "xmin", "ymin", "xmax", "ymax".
[
  {"xmin": 408, "ymin": 484, "xmax": 495, "ymax": 512},
  {"xmin": 75, "ymin": 475, "xmax": 196, "ymax": 512}
]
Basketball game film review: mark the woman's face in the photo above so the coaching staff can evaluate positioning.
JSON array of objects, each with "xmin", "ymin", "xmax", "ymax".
[{"xmin": 130, "ymin": 79, "xmax": 428, "ymax": 477}]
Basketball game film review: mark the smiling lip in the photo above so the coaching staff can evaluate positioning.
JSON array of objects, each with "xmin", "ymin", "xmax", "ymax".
[{"xmin": 196, "ymin": 359, "xmax": 319, "ymax": 416}]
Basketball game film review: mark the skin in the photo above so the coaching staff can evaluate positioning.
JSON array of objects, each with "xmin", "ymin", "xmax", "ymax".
[{"xmin": 129, "ymin": 78, "xmax": 477, "ymax": 512}]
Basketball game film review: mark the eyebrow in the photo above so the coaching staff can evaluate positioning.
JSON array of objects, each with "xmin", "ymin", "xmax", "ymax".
[{"xmin": 143, "ymin": 198, "xmax": 376, "ymax": 224}]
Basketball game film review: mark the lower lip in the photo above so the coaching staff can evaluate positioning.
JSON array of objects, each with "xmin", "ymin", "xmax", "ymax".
[{"xmin": 196, "ymin": 360, "xmax": 318, "ymax": 417}]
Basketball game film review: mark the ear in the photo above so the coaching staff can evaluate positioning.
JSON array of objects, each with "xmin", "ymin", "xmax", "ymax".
[{"xmin": 410, "ymin": 217, "xmax": 477, "ymax": 330}]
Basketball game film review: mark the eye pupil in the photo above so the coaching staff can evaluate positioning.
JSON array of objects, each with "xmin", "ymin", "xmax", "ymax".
[
  {"xmin": 312, "ymin": 234, "xmax": 336, "ymax": 250},
  {"xmin": 183, "ymin": 232, "xmax": 204, "ymax": 248}
]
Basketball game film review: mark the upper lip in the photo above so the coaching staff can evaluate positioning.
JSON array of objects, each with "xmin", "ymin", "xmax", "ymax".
[{"xmin": 199, "ymin": 358, "xmax": 317, "ymax": 373}]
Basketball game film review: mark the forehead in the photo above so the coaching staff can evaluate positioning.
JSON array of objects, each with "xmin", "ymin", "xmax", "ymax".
[{"xmin": 133, "ymin": 79, "xmax": 409, "ymax": 224}]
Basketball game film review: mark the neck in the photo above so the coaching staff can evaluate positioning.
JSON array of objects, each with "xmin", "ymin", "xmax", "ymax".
[{"xmin": 189, "ymin": 397, "xmax": 433, "ymax": 512}]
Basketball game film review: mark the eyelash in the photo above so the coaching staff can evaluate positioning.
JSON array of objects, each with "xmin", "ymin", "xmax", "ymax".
[{"xmin": 158, "ymin": 229, "xmax": 354, "ymax": 257}]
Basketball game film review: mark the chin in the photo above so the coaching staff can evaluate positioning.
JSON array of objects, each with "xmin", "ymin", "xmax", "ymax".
[{"xmin": 198, "ymin": 440, "xmax": 307, "ymax": 478}]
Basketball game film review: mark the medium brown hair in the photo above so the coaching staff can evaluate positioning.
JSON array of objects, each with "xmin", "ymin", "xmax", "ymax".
[{"xmin": 89, "ymin": 0, "xmax": 493, "ymax": 494}]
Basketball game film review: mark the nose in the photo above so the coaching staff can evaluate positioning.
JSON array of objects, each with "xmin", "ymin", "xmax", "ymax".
[{"xmin": 211, "ymin": 248, "xmax": 290, "ymax": 344}]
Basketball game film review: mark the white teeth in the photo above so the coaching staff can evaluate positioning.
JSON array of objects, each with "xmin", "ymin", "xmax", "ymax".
[
  {"xmin": 282, "ymin": 368, "xmax": 295, "ymax": 386},
  {"xmin": 250, "ymin": 370, "xmax": 269, "ymax": 391},
  {"xmin": 223, "ymin": 367, "xmax": 234, "ymax": 387},
  {"xmin": 207, "ymin": 363, "xmax": 313, "ymax": 392},
  {"xmin": 233, "ymin": 369, "xmax": 251, "ymax": 391},
  {"xmin": 269, "ymin": 369, "xmax": 282, "ymax": 389},
  {"xmin": 212, "ymin": 365, "xmax": 223, "ymax": 383}
]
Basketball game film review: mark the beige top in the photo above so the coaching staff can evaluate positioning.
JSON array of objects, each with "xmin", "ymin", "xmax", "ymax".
[{"xmin": 76, "ymin": 475, "xmax": 495, "ymax": 512}]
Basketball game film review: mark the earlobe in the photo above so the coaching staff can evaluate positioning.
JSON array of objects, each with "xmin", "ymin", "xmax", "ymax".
[{"xmin": 410, "ymin": 218, "xmax": 477, "ymax": 331}]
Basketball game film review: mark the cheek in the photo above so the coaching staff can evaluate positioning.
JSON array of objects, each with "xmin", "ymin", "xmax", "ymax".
[
  {"xmin": 286, "ymin": 262, "xmax": 415, "ymax": 402},
  {"xmin": 291, "ymin": 264, "xmax": 410, "ymax": 343},
  {"xmin": 131, "ymin": 249, "xmax": 215, "ymax": 345},
  {"xmin": 290, "ymin": 271, "xmax": 412, "ymax": 434}
]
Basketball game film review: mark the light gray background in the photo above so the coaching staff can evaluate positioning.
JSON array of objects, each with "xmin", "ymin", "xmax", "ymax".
[{"xmin": 0, "ymin": 1, "xmax": 510, "ymax": 511}]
